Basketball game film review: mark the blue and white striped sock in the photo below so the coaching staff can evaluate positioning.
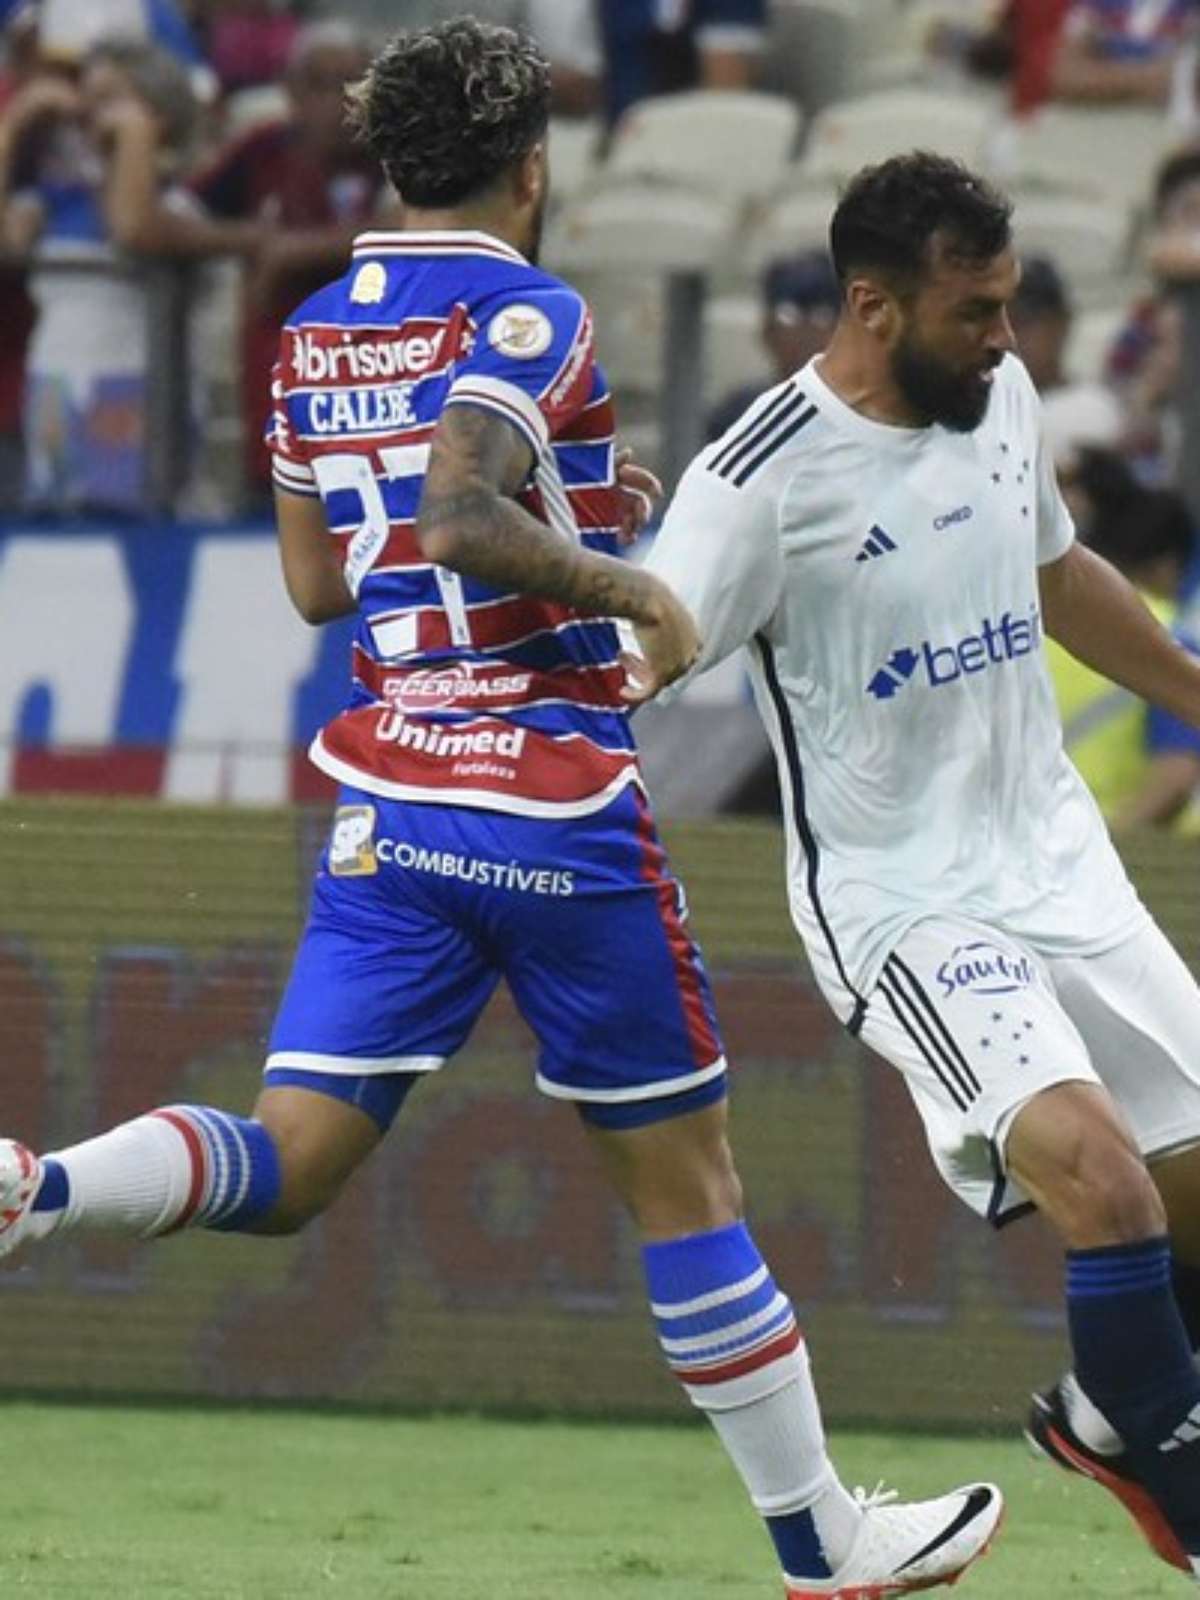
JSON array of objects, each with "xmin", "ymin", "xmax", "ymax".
[
  {"xmin": 29, "ymin": 1105, "xmax": 281, "ymax": 1239},
  {"xmin": 643, "ymin": 1221, "xmax": 860, "ymax": 1580}
]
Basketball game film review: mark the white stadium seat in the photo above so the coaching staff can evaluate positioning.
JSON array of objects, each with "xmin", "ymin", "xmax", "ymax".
[
  {"xmin": 605, "ymin": 90, "xmax": 803, "ymax": 202},
  {"xmin": 762, "ymin": 0, "xmax": 860, "ymax": 114},
  {"xmin": 1010, "ymin": 192, "xmax": 1134, "ymax": 306},
  {"xmin": 705, "ymin": 294, "xmax": 772, "ymax": 405},
  {"xmin": 1002, "ymin": 105, "xmax": 1169, "ymax": 205},
  {"xmin": 742, "ymin": 183, "xmax": 839, "ymax": 275},
  {"xmin": 801, "ymin": 86, "xmax": 994, "ymax": 181},
  {"xmin": 548, "ymin": 179, "xmax": 738, "ymax": 274},
  {"xmin": 546, "ymin": 117, "xmax": 603, "ymax": 209}
]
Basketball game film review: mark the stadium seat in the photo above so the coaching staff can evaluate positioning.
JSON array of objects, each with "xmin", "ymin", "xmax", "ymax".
[
  {"xmin": 547, "ymin": 117, "xmax": 603, "ymax": 209},
  {"xmin": 741, "ymin": 183, "xmax": 839, "ymax": 274},
  {"xmin": 549, "ymin": 180, "xmax": 738, "ymax": 273},
  {"xmin": 1002, "ymin": 105, "xmax": 1169, "ymax": 205},
  {"xmin": 705, "ymin": 293, "xmax": 772, "ymax": 407},
  {"xmin": 800, "ymin": 86, "xmax": 995, "ymax": 181},
  {"xmin": 573, "ymin": 269, "xmax": 666, "ymax": 397},
  {"xmin": 604, "ymin": 90, "xmax": 803, "ymax": 202},
  {"xmin": 761, "ymin": 0, "xmax": 860, "ymax": 115},
  {"xmin": 1010, "ymin": 192, "xmax": 1135, "ymax": 306}
]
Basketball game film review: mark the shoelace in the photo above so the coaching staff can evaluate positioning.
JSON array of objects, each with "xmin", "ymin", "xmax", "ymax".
[{"xmin": 852, "ymin": 1482, "xmax": 899, "ymax": 1512}]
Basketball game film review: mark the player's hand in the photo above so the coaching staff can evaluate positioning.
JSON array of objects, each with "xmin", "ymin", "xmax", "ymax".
[
  {"xmin": 619, "ymin": 576, "xmax": 701, "ymax": 705},
  {"xmin": 614, "ymin": 446, "xmax": 662, "ymax": 547}
]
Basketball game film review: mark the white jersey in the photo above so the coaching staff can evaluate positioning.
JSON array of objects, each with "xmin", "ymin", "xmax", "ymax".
[{"xmin": 646, "ymin": 353, "xmax": 1146, "ymax": 1022}]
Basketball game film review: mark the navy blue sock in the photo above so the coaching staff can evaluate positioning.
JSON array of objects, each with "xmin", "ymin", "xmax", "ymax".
[
  {"xmin": 1068, "ymin": 1238, "xmax": 1200, "ymax": 1556},
  {"xmin": 1172, "ymin": 1257, "xmax": 1200, "ymax": 1352}
]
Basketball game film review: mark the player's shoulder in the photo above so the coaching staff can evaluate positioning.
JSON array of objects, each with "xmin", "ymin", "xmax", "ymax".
[
  {"xmin": 468, "ymin": 262, "xmax": 591, "ymax": 353},
  {"xmin": 695, "ymin": 374, "xmax": 825, "ymax": 496},
  {"xmin": 990, "ymin": 352, "xmax": 1041, "ymax": 419},
  {"xmin": 281, "ymin": 274, "xmax": 351, "ymax": 333}
]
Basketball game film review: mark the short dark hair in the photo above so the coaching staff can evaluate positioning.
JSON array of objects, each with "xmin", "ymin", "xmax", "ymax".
[
  {"xmin": 1154, "ymin": 147, "xmax": 1200, "ymax": 218},
  {"xmin": 347, "ymin": 17, "xmax": 550, "ymax": 209},
  {"xmin": 829, "ymin": 151, "xmax": 1012, "ymax": 291},
  {"xmin": 1013, "ymin": 254, "xmax": 1070, "ymax": 320}
]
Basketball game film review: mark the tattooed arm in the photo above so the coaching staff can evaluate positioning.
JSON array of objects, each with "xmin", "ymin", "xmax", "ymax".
[{"xmin": 416, "ymin": 403, "xmax": 699, "ymax": 700}]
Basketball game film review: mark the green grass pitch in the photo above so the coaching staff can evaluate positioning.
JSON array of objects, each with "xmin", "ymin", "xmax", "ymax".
[{"xmin": 0, "ymin": 1402, "xmax": 1185, "ymax": 1598}]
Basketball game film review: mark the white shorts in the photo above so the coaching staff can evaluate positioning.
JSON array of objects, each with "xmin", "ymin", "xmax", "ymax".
[{"xmin": 853, "ymin": 915, "xmax": 1200, "ymax": 1224}]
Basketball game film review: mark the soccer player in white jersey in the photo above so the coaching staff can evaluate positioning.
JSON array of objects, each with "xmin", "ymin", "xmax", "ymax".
[
  {"xmin": 645, "ymin": 149, "xmax": 1200, "ymax": 1580},
  {"xmin": 0, "ymin": 31, "xmax": 1000, "ymax": 1600}
]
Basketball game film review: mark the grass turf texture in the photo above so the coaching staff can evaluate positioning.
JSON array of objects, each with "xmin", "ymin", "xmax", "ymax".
[{"xmin": 0, "ymin": 1403, "xmax": 1186, "ymax": 1598}]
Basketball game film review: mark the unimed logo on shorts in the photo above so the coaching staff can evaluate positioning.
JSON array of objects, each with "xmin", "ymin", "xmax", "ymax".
[
  {"xmin": 936, "ymin": 941, "xmax": 1036, "ymax": 999},
  {"xmin": 866, "ymin": 605, "xmax": 1042, "ymax": 701}
]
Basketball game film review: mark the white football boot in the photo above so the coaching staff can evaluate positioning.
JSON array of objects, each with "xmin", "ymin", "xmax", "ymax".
[
  {"xmin": 0, "ymin": 1141, "xmax": 43, "ymax": 1257},
  {"xmin": 784, "ymin": 1481, "xmax": 1003, "ymax": 1598}
]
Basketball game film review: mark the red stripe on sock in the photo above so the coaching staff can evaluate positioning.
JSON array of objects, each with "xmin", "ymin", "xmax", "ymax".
[
  {"xmin": 149, "ymin": 1109, "xmax": 207, "ymax": 1233},
  {"xmin": 675, "ymin": 1323, "xmax": 802, "ymax": 1386}
]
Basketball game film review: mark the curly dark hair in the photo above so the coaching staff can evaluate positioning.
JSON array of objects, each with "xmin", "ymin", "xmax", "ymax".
[
  {"xmin": 830, "ymin": 152, "xmax": 1012, "ymax": 291},
  {"xmin": 346, "ymin": 17, "xmax": 550, "ymax": 209}
]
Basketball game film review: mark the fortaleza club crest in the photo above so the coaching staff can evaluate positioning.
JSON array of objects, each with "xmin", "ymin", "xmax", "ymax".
[{"xmin": 936, "ymin": 940, "xmax": 1036, "ymax": 999}]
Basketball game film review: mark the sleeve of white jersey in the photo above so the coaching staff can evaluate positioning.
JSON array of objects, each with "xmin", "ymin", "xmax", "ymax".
[
  {"xmin": 642, "ymin": 449, "xmax": 783, "ymax": 696},
  {"xmin": 1033, "ymin": 408, "xmax": 1076, "ymax": 568},
  {"xmin": 1009, "ymin": 356, "xmax": 1075, "ymax": 566}
]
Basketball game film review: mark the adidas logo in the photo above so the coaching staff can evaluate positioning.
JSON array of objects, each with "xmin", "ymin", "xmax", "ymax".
[
  {"xmin": 855, "ymin": 525, "xmax": 898, "ymax": 562},
  {"xmin": 1161, "ymin": 1403, "xmax": 1200, "ymax": 1453}
]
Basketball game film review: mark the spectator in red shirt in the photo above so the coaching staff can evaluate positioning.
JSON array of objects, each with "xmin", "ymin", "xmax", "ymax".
[
  {"xmin": 191, "ymin": 20, "xmax": 387, "ymax": 498},
  {"xmin": 937, "ymin": 0, "xmax": 1073, "ymax": 118}
]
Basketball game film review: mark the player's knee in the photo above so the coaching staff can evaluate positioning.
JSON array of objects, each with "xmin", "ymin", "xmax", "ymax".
[
  {"xmin": 1013, "ymin": 1125, "xmax": 1165, "ymax": 1247},
  {"xmin": 251, "ymin": 1090, "xmax": 381, "ymax": 1235},
  {"xmin": 253, "ymin": 1181, "xmax": 335, "ymax": 1236}
]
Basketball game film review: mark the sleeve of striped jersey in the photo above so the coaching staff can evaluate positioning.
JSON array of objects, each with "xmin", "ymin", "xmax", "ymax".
[
  {"xmin": 444, "ymin": 286, "xmax": 595, "ymax": 457},
  {"xmin": 265, "ymin": 334, "xmax": 320, "ymax": 498},
  {"xmin": 643, "ymin": 449, "xmax": 783, "ymax": 696}
]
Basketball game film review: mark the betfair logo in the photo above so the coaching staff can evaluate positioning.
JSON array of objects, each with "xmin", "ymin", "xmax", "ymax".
[{"xmin": 866, "ymin": 607, "xmax": 1042, "ymax": 701}]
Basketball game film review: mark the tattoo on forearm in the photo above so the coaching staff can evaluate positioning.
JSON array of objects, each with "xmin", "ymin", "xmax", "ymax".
[{"xmin": 417, "ymin": 405, "xmax": 654, "ymax": 621}]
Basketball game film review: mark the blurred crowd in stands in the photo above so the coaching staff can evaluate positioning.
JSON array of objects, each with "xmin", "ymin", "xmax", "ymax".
[{"xmin": 7, "ymin": 0, "xmax": 1200, "ymax": 826}]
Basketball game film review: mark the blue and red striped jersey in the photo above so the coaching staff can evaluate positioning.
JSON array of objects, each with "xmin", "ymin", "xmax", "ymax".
[{"xmin": 268, "ymin": 228, "xmax": 640, "ymax": 818}]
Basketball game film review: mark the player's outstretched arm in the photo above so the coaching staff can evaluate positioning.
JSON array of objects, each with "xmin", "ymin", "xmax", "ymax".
[
  {"xmin": 416, "ymin": 403, "xmax": 699, "ymax": 696},
  {"xmin": 275, "ymin": 487, "xmax": 357, "ymax": 625},
  {"xmin": 1040, "ymin": 541, "xmax": 1200, "ymax": 728}
]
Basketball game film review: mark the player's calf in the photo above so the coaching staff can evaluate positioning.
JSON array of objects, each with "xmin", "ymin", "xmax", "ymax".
[{"xmin": 0, "ymin": 1109, "xmax": 283, "ymax": 1256}]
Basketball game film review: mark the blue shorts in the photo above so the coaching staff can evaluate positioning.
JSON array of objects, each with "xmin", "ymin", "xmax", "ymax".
[{"xmin": 265, "ymin": 784, "xmax": 726, "ymax": 1128}]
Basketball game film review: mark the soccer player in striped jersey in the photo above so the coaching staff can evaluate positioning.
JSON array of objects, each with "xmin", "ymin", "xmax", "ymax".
[
  {"xmin": 646, "ymin": 150, "xmax": 1200, "ymax": 1582},
  {"xmin": 0, "ymin": 27, "xmax": 1002, "ymax": 1597}
]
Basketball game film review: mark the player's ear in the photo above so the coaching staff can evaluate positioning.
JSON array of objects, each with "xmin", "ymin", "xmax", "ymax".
[
  {"xmin": 514, "ymin": 141, "xmax": 546, "ymax": 209},
  {"xmin": 844, "ymin": 276, "xmax": 898, "ymax": 343}
]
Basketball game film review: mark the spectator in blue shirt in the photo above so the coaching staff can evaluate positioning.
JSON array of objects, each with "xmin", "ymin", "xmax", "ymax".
[{"xmin": 601, "ymin": 0, "xmax": 767, "ymax": 126}]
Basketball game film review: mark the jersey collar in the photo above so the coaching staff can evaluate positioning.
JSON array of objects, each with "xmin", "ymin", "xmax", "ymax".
[
  {"xmin": 351, "ymin": 228, "xmax": 528, "ymax": 264},
  {"xmin": 804, "ymin": 357, "xmax": 935, "ymax": 450}
]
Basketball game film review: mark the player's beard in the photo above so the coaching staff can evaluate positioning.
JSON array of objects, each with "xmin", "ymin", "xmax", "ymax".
[{"xmin": 890, "ymin": 330, "xmax": 1001, "ymax": 433}]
